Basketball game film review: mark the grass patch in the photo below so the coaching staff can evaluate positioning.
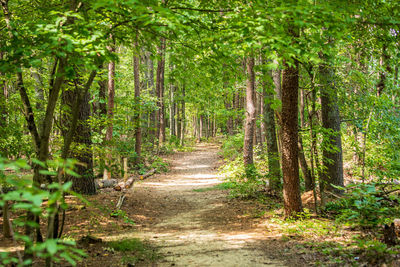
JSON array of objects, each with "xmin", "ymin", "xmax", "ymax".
[
  {"xmin": 193, "ymin": 181, "xmax": 236, "ymax": 192},
  {"xmin": 107, "ymin": 238, "xmax": 160, "ymax": 264}
]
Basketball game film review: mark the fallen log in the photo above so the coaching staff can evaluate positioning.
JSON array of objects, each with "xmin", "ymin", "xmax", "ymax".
[
  {"xmin": 113, "ymin": 169, "xmax": 156, "ymax": 191},
  {"xmin": 95, "ymin": 179, "xmax": 118, "ymax": 189}
]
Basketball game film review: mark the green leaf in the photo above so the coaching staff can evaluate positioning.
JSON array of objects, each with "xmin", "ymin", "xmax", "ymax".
[{"xmin": 46, "ymin": 239, "xmax": 58, "ymax": 255}]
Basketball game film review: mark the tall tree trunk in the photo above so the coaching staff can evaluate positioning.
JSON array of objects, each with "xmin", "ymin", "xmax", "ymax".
[
  {"xmin": 0, "ymin": 52, "xmax": 7, "ymax": 133},
  {"xmin": 244, "ymin": 57, "xmax": 256, "ymax": 168},
  {"xmin": 281, "ymin": 58, "xmax": 302, "ymax": 217},
  {"xmin": 147, "ymin": 53, "xmax": 156, "ymax": 147},
  {"xmin": 180, "ymin": 85, "xmax": 186, "ymax": 146},
  {"xmin": 104, "ymin": 42, "xmax": 115, "ymax": 180},
  {"xmin": 319, "ymin": 57, "xmax": 344, "ymax": 193},
  {"xmin": 299, "ymin": 88, "xmax": 313, "ymax": 191},
  {"xmin": 156, "ymin": 38, "xmax": 166, "ymax": 145},
  {"xmin": 133, "ymin": 38, "xmax": 142, "ymax": 165},
  {"xmin": 170, "ymin": 83, "xmax": 176, "ymax": 137},
  {"xmin": 263, "ymin": 69, "xmax": 281, "ymax": 191},
  {"xmin": 199, "ymin": 115, "xmax": 204, "ymax": 140},
  {"xmin": 176, "ymin": 87, "xmax": 181, "ymax": 141},
  {"xmin": 255, "ymin": 92, "xmax": 262, "ymax": 146},
  {"xmin": 70, "ymin": 89, "xmax": 96, "ymax": 194}
]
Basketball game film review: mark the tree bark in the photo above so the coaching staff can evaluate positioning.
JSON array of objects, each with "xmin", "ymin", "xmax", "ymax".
[
  {"xmin": 180, "ymin": 85, "xmax": 186, "ymax": 146},
  {"xmin": 244, "ymin": 57, "xmax": 256, "ymax": 168},
  {"xmin": 263, "ymin": 69, "xmax": 281, "ymax": 191},
  {"xmin": 170, "ymin": 83, "xmax": 176, "ymax": 137},
  {"xmin": 156, "ymin": 38, "xmax": 166, "ymax": 145},
  {"xmin": 299, "ymin": 88, "xmax": 313, "ymax": 191},
  {"xmin": 133, "ymin": 38, "xmax": 142, "ymax": 165},
  {"xmin": 319, "ymin": 58, "xmax": 344, "ymax": 193},
  {"xmin": 104, "ymin": 41, "xmax": 115, "ymax": 180},
  {"xmin": 281, "ymin": 59, "xmax": 302, "ymax": 217},
  {"xmin": 70, "ymin": 88, "xmax": 96, "ymax": 194},
  {"xmin": 0, "ymin": 52, "xmax": 7, "ymax": 132}
]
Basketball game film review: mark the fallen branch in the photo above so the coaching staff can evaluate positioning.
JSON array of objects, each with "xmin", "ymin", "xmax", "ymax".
[
  {"xmin": 113, "ymin": 169, "xmax": 156, "ymax": 191},
  {"xmin": 116, "ymin": 194, "xmax": 126, "ymax": 209}
]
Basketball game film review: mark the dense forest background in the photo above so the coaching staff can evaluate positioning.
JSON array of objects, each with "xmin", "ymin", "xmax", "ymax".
[{"xmin": 1, "ymin": 0, "xmax": 400, "ymax": 266}]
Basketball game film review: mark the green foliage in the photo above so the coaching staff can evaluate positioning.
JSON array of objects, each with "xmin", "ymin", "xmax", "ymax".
[
  {"xmin": 220, "ymin": 133, "xmax": 244, "ymax": 160},
  {"xmin": 193, "ymin": 182, "xmax": 236, "ymax": 192},
  {"xmin": 0, "ymin": 158, "xmax": 86, "ymax": 266},
  {"xmin": 107, "ymin": 238, "xmax": 160, "ymax": 264},
  {"xmin": 110, "ymin": 209, "xmax": 135, "ymax": 225},
  {"xmin": 325, "ymin": 183, "xmax": 400, "ymax": 227}
]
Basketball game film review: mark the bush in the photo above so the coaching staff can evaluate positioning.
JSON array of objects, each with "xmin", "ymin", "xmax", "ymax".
[
  {"xmin": 220, "ymin": 133, "xmax": 244, "ymax": 160},
  {"xmin": 325, "ymin": 183, "xmax": 400, "ymax": 227}
]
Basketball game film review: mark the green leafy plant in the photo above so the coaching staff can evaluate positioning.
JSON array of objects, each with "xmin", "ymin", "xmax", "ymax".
[
  {"xmin": 325, "ymin": 183, "xmax": 400, "ymax": 227},
  {"xmin": 0, "ymin": 157, "xmax": 86, "ymax": 266}
]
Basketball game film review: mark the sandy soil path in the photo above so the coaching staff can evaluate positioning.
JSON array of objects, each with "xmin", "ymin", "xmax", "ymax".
[{"xmin": 119, "ymin": 143, "xmax": 285, "ymax": 266}]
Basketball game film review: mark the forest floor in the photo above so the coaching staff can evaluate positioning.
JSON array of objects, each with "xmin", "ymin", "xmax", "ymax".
[
  {"xmin": 121, "ymin": 142, "xmax": 285, "ymax": 266},
  {"xmin": 3, "ymin": 142, "xmax": 397, "ymax": 266}
]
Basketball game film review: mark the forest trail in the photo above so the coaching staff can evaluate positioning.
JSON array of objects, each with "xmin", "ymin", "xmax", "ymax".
[{"xmin": 119, "ymin": 143, "xmax": 285, "ymax": 266}]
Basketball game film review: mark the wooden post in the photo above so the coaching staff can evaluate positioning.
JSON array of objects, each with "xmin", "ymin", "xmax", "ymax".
[{"xmin": 123, "ymin": 157, "xmax": 128, "ymax": 182}]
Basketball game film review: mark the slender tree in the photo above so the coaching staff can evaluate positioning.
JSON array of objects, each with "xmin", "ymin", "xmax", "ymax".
[
  {"xmin": 243, "ymin": 57, "xmax": 256, "ymax": 169},
  {"xmin": 133, "ymin": 37, "xmax": 142, "ymax": 165}
]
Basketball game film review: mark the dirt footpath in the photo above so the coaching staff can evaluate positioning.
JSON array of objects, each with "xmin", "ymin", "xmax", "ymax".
[{"xmin": 118, "ymin": 143, "xmax": 285, "ymax": 266}]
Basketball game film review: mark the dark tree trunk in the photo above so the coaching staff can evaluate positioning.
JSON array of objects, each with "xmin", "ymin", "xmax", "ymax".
[
  {"xmin": 0, "ymin": 52, "xmax": 7, "ymax": 131},
  {"xmin": 255, "ymin": 91, "xmax": 262, "ymax": 146},
  {"xmin": 146, "ymin": 53, "xmax": 156, "ymax": 146},
  {"xmin": 299, "ymin": 88, "xmax": 313, "ymax": 191},
  {"xmin": 263, "ymin": 69, "xmax": 281, "ymax": 191},
  {"xmin": 319, "ymin": 59, "xmax": 344, "ymax": 193},
  {"xmin": 71, "ymin": 89, "xmax": 96, "ymax": 194},
  {"xmin": 244, "ymin": 57, "xmax": 256, "ymax": 168},
  {"xmin": 170, "ymin": 83, "xmax": 176, "ymax": 137},
  {"xmin": 98, "ymin": 77, "xmax": 107, "ymax": 117},
  {"xmin": 281, "ymin": 59, "xmax": 302, "ymax": 217},
  {"xmin": 133, "ymin": 39, "xmax": 142, "ymax": 165},
  {"xmin": 156, "ymin": 38, "xmax": 166, "ymax": 145}
]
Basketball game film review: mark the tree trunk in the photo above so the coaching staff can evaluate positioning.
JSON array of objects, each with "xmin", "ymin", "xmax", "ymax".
[
  {"xmin": 281, "ymin": 59, "xmax": 302, "ymax": 217},
  {"xmin": 0, "ymin": 52, "xmax": 7, "ymax": 131},
  {"xmin": 319, "ymin": 58, "xmax": 344, "ymax": 193},
  {"xmin": 199, "ymin": 115, "xmax": 204, "ymax": 140},
  {"xmin": 255, "ymin": 92, "xmax": 262, "ymax": 146},
  {"xmin": 104, "ymin": 42, "xmax": 115, "ymax": 180},
  {"xmin": 133, "ymin": 38, "xmax": 142, "ymax": 165},
  {"xmin": 244, "ymin": 57, "xmax": 256, "ymax": 168},
  {"xmin": 156, "ymin": 38, "xmax": 166, "ymax": 145},
  {"xmin": 176, "ymin": 87, "xmax": 181, "ymax": 141},
  {"xmin": 70, "ymin": 89, "xmax": 96, "ymax": 194},
  {"xmin": 170, "ymin": 83, "xmax": 176, "ymax": 137},
  {"xmin": 263, "ymin": 70, "xmax": 281, "ymax": 191},
  {"xmin": 299, "ymin": 88, "xmax": 313, "ymax": 191},
  {"xmin": 180, "ymin": 85, "xmax": 186, "ymax": 146}
]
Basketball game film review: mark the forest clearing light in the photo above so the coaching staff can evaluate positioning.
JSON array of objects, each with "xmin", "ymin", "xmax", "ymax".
[
  {"xmin": 0, "ymin": 245, "xmax": 23, "ymax": 253},
  {"xmin": 145, "ymin": 178, "xmax": 220, "ymax": 187},
  {"xmin": 173, "ymin": 164, "xmax": 210, "ymax": 170}
]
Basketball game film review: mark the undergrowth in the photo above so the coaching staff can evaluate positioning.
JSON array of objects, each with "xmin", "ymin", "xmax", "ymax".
[{"xmin": 107, "ymin": 238, "xmax": 161, "ymax": 264}]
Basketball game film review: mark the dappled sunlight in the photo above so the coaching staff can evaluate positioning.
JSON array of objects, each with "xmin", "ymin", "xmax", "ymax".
[
  {"xmin": 142, "ymin": 178, "xmax": 221, "ymax": 188},
  {"xmin": 173, "ymin": 164, "xmax": 210, "ymax": 170},
  {"xmin": 187, "ymin": 173, "xmax": 218, "ymax": 179},
  {"xmin": 0, "ymin": 245, "xmax": 24, "ymax": 253},
  {"xmin": 102, "ymin": 228, "xmax": 265, "ymax": 247}
]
